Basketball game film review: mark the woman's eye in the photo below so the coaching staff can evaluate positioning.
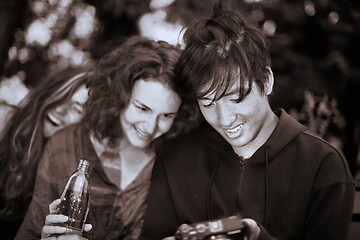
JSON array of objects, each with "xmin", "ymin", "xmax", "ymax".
[
  {"xmin": 136, "ymin": 105, "xmax": 148, "ymax": 112},
  {"xmin": 75, "ymin": 108, "xmax": 84, "ymax": 114},
  {"xmin": 163, "ymin": 113, "xmax": 175, "ymax": 119},
  {"xmin": 71, "ymin": 104, "xmax": 84, "ymax": 114}
]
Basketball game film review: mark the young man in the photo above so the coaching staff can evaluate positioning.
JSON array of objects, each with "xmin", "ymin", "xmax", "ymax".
[{"xmin": 140, "ymin": 8, "xmax": 355, "ymax": 240}]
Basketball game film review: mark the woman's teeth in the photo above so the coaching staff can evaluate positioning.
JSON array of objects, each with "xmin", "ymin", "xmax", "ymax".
[
  {"xmin": 47, "ymin": 114, "xmax": 60, "ymax": 126},
  {"xmin": 135, "ymin": 126, "xmax": 150, "ymax": 137}
]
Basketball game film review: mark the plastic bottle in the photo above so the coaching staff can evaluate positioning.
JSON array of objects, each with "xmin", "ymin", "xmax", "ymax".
[{"xmin": 56, "ymin": 159, "xmax": 91, "ymax": 235}]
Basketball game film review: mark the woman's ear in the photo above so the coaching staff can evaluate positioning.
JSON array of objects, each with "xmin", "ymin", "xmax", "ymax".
[{"xmin": 265, "ymin": 67, "xmax": 274, "ymax": 96}]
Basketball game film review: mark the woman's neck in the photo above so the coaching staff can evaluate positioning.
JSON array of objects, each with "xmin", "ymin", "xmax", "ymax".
[
  {"xmin": 118, "ymin": 138, "xmax": 154, "ymax": 190},
  {"xmin": 119, "ymin": 138, "xmax": 155, "ymax": 166}
]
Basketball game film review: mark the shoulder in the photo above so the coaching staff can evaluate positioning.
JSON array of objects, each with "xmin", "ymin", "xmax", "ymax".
[
  {"xmin": 156, "ymin": 128, "xmax": 223, "ymax": 176},
  {"xmin": 46, "ymin": 124, "xmax": 82, "ymax": 148},
  {"xmin": 299, "ymin": 130, "xmax": 346, "ymax": 160},
  {"xmin": 159, "ymin": 129, "xmax": 210, "ymax": 158},
  {"xmin": 42, "ymin": 124, "xmax": 84, "ymax": 166},
  {"xmin": 296, "ymin": 130, "xmax": 353, "ymax": 188},
  {"xmin": 39, "ymin": 124, "xmax": 84, "ymax": 182}
]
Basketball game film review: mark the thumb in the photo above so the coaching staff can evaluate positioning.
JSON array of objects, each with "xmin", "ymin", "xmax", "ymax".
[{"xmin": 84, "ymin": 223, "xmax": 92, "ymax": 232}]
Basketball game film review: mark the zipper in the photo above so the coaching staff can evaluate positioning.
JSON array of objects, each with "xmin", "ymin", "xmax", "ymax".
[{"xmin": 236, "ymin": 155, "xmax": 245, "ymax": 213}]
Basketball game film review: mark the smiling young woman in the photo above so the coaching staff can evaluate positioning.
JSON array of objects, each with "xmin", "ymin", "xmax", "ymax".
[
  {"xmin": 0, "ymin": 67, "xmax": 90, "ymax": 239},
  {"xmin": 16, "ymin": 36, "xmax": 200, "ymax": 240}
]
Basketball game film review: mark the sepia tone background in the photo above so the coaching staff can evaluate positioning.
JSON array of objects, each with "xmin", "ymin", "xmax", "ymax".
[{"xmin": 0, "ymin": 0, "xmax": 359, "ymax": 181}]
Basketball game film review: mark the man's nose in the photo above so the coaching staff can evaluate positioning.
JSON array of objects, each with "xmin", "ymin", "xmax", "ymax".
[{"xmin": 216, "ymin": 101, "xmax": 236, "ymax": 127}]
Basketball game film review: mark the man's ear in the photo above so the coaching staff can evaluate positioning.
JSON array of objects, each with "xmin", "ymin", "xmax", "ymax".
[{"xmin": 265, "ymin": 67, "xmax": 274, "ymax": 96}]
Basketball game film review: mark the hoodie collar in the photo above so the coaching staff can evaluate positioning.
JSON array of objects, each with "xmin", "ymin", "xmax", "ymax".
[
  {"xmin": 263, "ymin": 109, "xmax": 307, "ymax": 159},
  {"xmin": 198, "ymin": 108, "xmax": 307, "ymax": 160}
]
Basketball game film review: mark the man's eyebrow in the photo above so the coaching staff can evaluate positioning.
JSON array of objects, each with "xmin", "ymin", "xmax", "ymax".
[
  {"xmin": 198, "ymin": 96, "xmax": 213, "ymax": 101},
  {"xmin": 198, "ymin": 88, "xmax": 240, "ymax": 101},
  {"xmin": 223, "ymin": 88, "xmax": 240, "ymax": 97}
]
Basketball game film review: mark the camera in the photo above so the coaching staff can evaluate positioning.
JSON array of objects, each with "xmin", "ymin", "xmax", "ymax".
[{"xmin": 174, "ymin": 215, "xmax": 244, "ymax": 240}]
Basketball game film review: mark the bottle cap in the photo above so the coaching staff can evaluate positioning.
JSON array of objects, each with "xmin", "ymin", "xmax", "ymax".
[{"xmin": 78, "ymin": 159, "xmax": 91, "ymax": 172}]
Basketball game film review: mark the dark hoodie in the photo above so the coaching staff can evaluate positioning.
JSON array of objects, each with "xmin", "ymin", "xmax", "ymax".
[{"xmin": 140, "ymin": 109, "xmax": 355, "ymax": 240}]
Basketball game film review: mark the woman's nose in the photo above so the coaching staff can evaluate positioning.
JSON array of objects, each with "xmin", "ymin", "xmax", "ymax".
[
  {"xmin": 53, "ymin": 104, "xmax": 69, "ymax": 116},
  {"xmin": 144, "ymin": 116, "xmax": 158, "ymax": 134},
  {"xmin": 52, "ymin": 104, "xmax": 77, "ymax": 124}
]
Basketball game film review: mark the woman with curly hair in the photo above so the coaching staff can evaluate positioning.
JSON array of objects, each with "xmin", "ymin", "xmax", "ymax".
[
  {"xmin": 0, "ymin": 67, "xmax": 90, "ymax": 239},
  {"xmin": 16, "ymin": 36, "xmax": 200, "ymax": 240}
]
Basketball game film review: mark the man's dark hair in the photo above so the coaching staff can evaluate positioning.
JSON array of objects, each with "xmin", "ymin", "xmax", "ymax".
[{"xmin": 174, "ymin": 7, "xmax": 271, "ymax": 103}]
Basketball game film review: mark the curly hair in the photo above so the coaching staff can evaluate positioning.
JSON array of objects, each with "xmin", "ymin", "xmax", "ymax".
[
  {"xmin": 84, "ymin": 36, "xmax": 200, "ymax": 149},
  {"xmin": 0, "ymin": 67, "xmax": 90, "ymax": 218}
]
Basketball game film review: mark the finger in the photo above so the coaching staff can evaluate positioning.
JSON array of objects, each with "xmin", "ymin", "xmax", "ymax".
[
  {"xmin": 56, "ymin": 234, "xmax": 87, "ymax": 240},
  {"xmin": 42, "ymin": 226, "xmax": 86, "ymax": 239},
  {"xmin": 84, "ymin": 224, "xmax": 92, "ymax": 232},
  {"xmin": 45, "ymin": 214, "xmax": 68, "ymax": 225},
  {"xmin": 242, "ymin": 218, "xmax": 260, "ymax": 240},
  {"xmin": 242, "ymin": 219, "xmax": 256, "ymax": 228},
  {"xmin": 49, "ymin": 199, "xmax": 62, "ymax": 213},
  {"xmin": 162, "ymin": 237, "xmax": 175, "ymax": 240},
  {"xmin": 42, "ymin": 225, "xmax": 68, "ymax": 236}
]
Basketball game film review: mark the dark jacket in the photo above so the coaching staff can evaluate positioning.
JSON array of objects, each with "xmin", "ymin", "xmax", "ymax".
[{"xmin": 140, "ymin": 109, "xmax": 355, "ymax": 240}]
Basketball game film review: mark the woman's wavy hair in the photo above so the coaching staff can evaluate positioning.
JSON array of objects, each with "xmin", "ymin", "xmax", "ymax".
[
  {"xmin": 0, "ymin": 67, "xmax": 90, "ymax": 217},
  {"xmin": 84, "ymin": 35, "xmax": 201, "ymax": 149},
  {"xmin": 174, "ymin": 5, "xmax": 271, "ymax": 103}
]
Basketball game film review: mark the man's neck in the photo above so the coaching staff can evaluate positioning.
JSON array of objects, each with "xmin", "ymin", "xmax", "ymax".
[{"xmin": 233, "ymin": 111, "xmax": 278, "ymax": 159}]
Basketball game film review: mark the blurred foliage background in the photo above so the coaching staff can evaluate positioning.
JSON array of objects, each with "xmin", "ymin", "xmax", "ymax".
[{"xmin": 0, "ymin": 0, "xmax": 359, "ymax": 179}]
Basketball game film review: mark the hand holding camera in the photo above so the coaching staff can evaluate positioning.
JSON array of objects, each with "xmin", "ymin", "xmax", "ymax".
[
  {"xmin": 174, "ymin": 215, "xmax": 260, "ymax": 240},
  {"xmin": 174, "ymin": 215, "xmax": 242, "ymax": 240}
]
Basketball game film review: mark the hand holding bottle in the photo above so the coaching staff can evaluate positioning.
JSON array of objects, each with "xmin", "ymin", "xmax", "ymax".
[
  {"xmin": 41, "ymin": 199, "xmax": 92, "ymax": 239},
  {"xmin": 42, "ymin": 159, "xmax": 92, "ymax": 239}
]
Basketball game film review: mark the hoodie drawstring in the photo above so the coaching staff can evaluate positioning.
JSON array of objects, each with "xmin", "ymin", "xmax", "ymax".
[
  {"xmin": 265, "ymin": 146, "xmax": 269, "ymax": 229},
  {"xmin": 206, "ymin": 156, "xmax": 220, "ymax": 220}
]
